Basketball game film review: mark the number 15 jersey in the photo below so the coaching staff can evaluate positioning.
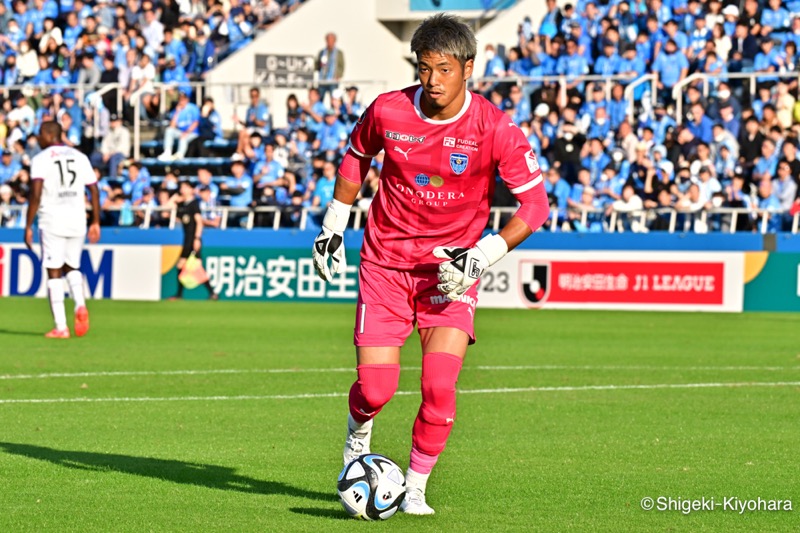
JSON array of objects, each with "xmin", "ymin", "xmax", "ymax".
[{"xmin": 31, "ymin": 145, "xmax": 97, "ymax": 237}]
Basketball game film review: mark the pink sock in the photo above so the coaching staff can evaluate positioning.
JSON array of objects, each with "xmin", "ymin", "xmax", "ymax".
[
  {"xmin": 410, "ymin": 352, "xmax": 463, "ymax": 471},
  {"xmin": 348, "ymin": 364, "xmax": 400, "ymax": 424},
  {"xmin": 409, "ymin": 445, "xmax": 439, "ymax": 475}
]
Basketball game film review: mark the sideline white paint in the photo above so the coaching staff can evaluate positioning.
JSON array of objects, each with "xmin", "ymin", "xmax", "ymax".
[{"xmin": 1, "ymin": 381, "xmax": 798, "ymax": 405}]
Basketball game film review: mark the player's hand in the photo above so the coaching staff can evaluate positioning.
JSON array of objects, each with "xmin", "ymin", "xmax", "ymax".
[
  {"xmin": 193, "ymin": 237, "xmax": 201, "ymax": 253},
  {"xmin": 433, "ymin": 234, "xmax": 509, "ymax": 301},
  {"xmin": 24, "ymin": 226, "xmax": 34, "ymax": 252},
  {"xmin": 312, "ymin": 199, "xmax": 352, "ymax": 282},
  {"xmin": 88, "ymin": 223, "xmax": 101, "ymax": 244}
]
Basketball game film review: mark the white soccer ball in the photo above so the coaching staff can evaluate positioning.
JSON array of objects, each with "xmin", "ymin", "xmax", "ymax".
[{"xmin": 337, "ymin": 454, "xmax": 406, "ymax": 520}]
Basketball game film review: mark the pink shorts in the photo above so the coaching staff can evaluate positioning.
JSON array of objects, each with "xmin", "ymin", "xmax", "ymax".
[{"xmin": 354, "ymin": 260, "xmax": 478, "ymax": 347}]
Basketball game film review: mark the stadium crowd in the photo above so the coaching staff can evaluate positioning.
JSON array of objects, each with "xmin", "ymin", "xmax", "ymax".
[{"xmin": 1, "ymin": 0, "xmax": 800, "ymax": 233}]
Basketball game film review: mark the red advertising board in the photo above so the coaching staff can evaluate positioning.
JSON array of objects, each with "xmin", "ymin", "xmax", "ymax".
[
  {"xmin": 524, "ymin": 261, "xmax": 725, "ymax": 305},
  {"xmin": 478, "ymin": 251, "xmax": 744, "ymax": 312}
]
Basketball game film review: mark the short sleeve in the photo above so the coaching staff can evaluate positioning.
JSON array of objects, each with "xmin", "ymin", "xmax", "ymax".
[
  {"xmin": 348, "ymin": 98, "xmax": 383, "ymax": 158},
  {"xmin": 30, "ymin": 155, "xmax": 45, "ymax": 180},
  {"xmin": 493, "ymin": 119, "xmax": 543, "ymax": 196},
  {"xmin": 81, "ymin": 155, "xmax": 97, "ymax": 186}
]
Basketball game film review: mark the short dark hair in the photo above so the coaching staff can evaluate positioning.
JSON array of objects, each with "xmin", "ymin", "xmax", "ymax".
[{"xmin": 410, "ymin": 13, "xmax": 477, "ymax": 66}]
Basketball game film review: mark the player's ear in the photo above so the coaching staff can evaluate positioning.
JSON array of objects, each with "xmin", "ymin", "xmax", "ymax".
[{"xmin": 463, "ymin": 58, "xmax": 474, "ymax": 81}]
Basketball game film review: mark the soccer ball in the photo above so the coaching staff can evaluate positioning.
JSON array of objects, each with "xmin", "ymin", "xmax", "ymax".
[{"xmin": 337, "ymin": 454, "xmax": 406, "ymax": 520}]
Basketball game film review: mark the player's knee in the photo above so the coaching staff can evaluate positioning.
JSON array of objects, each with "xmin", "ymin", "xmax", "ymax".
[
  {"xmin": 354, "ymin": 364, "xmax": 400, "ymax": 410},
  {"xmin": 419, "ymin": 352, "xmax": 462, "ymax": 417},
  {"xmin": 420, "ymin": 379, "xmax": 456, "ymax": 414},
  {"xmin": 358, "ymin": 379, "xmax": 397, "ymax": 409}
]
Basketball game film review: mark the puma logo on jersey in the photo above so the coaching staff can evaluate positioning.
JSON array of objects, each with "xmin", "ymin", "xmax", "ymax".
[
  {"xmin": 445, "ymin": 418, "xmax": 455, "ymax": 424},
  {"xmin": 393, "ymin": 146, "xmax": 412, "ymax": 160}
]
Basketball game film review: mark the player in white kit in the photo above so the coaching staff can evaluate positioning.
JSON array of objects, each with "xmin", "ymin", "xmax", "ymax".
[{"xmin": 24, "ymin": 121, "xmax": 101, "ymax": 338}]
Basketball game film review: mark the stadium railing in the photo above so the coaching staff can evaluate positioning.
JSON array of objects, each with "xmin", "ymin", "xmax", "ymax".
[{"xmin": 4, "ymin": 203, "xmax": 797, "ymax": 233}]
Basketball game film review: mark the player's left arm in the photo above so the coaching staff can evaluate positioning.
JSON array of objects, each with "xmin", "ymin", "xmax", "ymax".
[
  {"xmin": 434, "ymin": 123, "xmax": 550, "ymax": 301},
  {"xmin": 24, "ymin": 178, "xmax": 43, "ymax": 252},
  {"xmin": 87, "ymin": 183, "xmax": 101, "ymax": 243}
]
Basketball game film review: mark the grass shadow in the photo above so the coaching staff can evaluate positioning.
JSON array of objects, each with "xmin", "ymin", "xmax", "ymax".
[
  {"xmin": 289, "ymin": 507, "xmax": 351, "ymax": 521},
  {"xmin": 0, "ymin": 441, "xmax": 336, "ymax": 503},
  {"xmin": 0, "ymin": 328, "xmax": 46, "ymax": 337}
]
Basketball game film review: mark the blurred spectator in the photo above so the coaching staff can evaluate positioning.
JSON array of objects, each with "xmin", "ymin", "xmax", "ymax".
[
  {"xmin": 158, "ymin": 91, "xmax": 200, "ymax": 161},
  {"xmin": 219, "ymin": 159, "xmax": 253, "ymax": 210},
  {"xmin": 316, "ymin": 32, "xmax": 344, "ymax": 96},
  {"xmin": 0, "ymin": 150, "xmax": 22, "ymax": 184},
  {"xmin": 196, "ymin": 167, "xmax": 219, "ymax": 199},
  {"xmin": 91, "ymin": 113, "xmax": 130, "ymax": 179},
  {"xmin": 186, "ymin": 97, "xmax": 223, "ymax": 158},
  {"xmin": 234, "ymin": 86, "xmax": 271, "ymax": 160}
]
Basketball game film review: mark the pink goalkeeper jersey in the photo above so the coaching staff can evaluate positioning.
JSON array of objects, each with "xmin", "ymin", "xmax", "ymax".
[{"xmin": 349, "ymin": 85, "xmax": 542, "ymax": 271}]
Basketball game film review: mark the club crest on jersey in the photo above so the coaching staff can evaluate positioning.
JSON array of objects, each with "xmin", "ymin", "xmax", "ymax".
[{"xmin": 449, "ymin": 153, "xmax": 468, "ymax": 175}]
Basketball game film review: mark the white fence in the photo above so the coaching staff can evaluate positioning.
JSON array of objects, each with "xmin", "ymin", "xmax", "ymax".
[{"xmin": 3, "ymin": 204, "xmax": 798, "ymax": 234}]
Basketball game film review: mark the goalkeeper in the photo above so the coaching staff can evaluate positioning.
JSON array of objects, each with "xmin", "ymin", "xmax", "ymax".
[{"xmin": 312, "ymin": 13, "xmax": 550, "ymax": 516}]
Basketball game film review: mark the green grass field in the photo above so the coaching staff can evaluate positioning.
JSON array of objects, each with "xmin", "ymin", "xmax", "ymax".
[{"xmin": 0, "ymin": 298, "xmax": 798, "ymax": 532}]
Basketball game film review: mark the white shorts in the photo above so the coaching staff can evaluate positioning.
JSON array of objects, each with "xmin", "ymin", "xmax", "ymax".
[{"xmin": 40, "ymin": 231, "xmax": 84, "ymax": 270}]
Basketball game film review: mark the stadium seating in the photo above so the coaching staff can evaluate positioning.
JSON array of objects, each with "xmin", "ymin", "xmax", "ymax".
[{"xmin": 0, "ymin": 0, "xmax": 798, "ymax": 234}]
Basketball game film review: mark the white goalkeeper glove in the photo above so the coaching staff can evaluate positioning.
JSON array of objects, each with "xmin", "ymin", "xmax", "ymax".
[
  {"xmin": 312, "ymin": 199, "xmax": 351, "ymax": 282},
  {"xmin": 433, "ymin": 234, "xmax": 508, "ymax": 301}
]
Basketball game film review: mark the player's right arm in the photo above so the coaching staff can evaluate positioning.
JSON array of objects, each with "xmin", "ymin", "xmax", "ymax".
[
  {"xmin": 312, "ymin": 99, "xmax": 383, "ymax": 282},
  {"xmin": 24, "ymin": 178, "xmax": 43, "ymax": 252}
]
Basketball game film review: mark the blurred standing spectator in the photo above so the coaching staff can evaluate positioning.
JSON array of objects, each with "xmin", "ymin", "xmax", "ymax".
[
  {"xmin": 539, "ymin": 0, "xmax": 561, "ymax": 39},
  {"xmin": 316, "ymin": 32, "xmax": 344, "ymax": 97},
  {"xmin": 310, "ymin": 159, "xmax": 336, "ymax": 208},
  {"xmin": 557, "ymin": 38, "xmax": 590, "ymax": 97},
  {"xmin": 233, "ymin": 86, "xmax": 271, "ymax": 160},
  {"xmin": 301, "ymin": 87, "xmax": 326, "ymax": 136},
  {"xmin": 341, "ymin": 85, "xmax": 365, "ymax": 129},
  {"xmin": 141, "ymin": 7, "xmax": 164, "ymax": 56},
  {"xmin": 99, "ymin": 53, "xmax": 120, "ymax": 114},
  {"xmin": 653, "ymin": 40, "xmax": 689, "ymax": 105},
  {"xmin": 91, "ymin": 114, "xmax": 130, "ymax": 180},
  {"xmin": 158, "ymin": 91, "xmax": 200, "ymax": 161},
  {"xmin": 130, "ymin": 53, "xmax": 157, "ymax": 118}
]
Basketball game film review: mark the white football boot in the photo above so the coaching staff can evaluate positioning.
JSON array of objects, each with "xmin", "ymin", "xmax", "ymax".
[
  {"xmin": 343, "ymin": 414, "xmax": 372, "ymax": 466},
  {"xmin": 400, "ymin": 486, "xmax": 435, "ymax": 515},
  {"xmin": 401, "ymin": 469, "xmax": 435, "ymax": 515}
]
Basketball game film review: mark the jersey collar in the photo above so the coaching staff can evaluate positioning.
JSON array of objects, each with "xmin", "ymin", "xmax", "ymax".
[{"xmin": 413, "ymin": 86, "xmax": 472, "ymax": 125}]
